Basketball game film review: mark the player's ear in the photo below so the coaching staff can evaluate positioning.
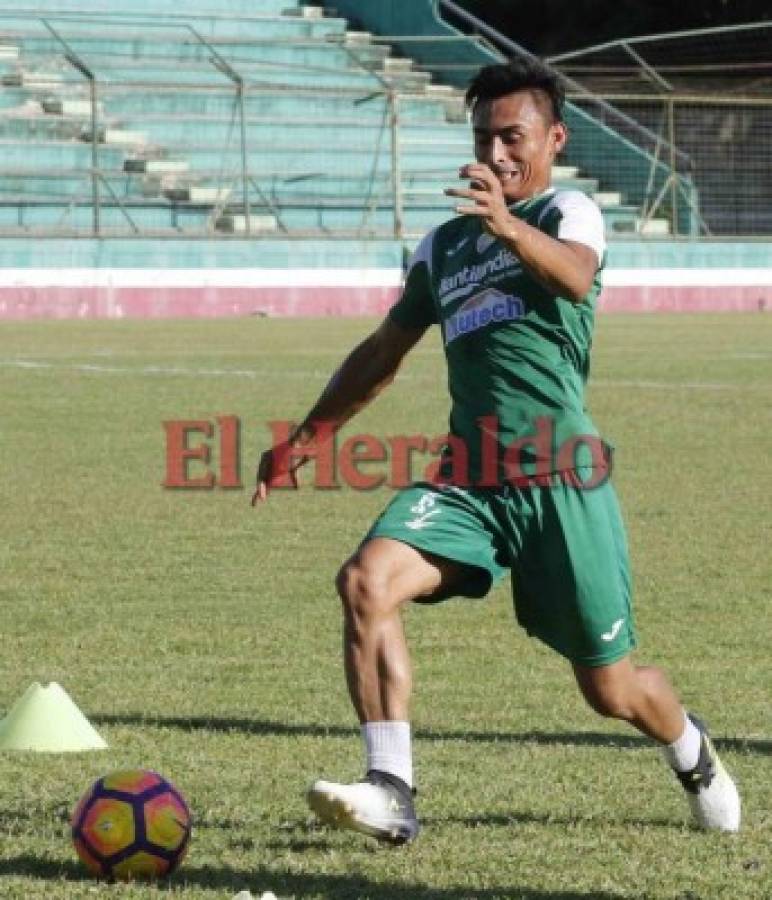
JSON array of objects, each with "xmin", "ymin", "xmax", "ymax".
[{"xmin": 551, "ymin": 121, "xmax": 568, "ymax": 154}]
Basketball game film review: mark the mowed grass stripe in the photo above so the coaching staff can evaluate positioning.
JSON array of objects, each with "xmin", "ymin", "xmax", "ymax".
[{"xmin": 2, "ymin": 356, "xmax": 770, "ymax": 394}]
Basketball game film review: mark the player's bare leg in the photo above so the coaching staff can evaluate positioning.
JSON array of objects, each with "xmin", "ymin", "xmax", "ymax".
[
  {"xmin": 337, "ymin": 538, "xmax": 463, "ymax": 722},
  {"xmin": 573, "ymin": 657, "xmax": 684, "ymax": 741},
  {"xmin": 574, "ymin": 657, "xmax": 740, "ymax": 831},
  {"xmin": 307, "ymin": 537, "xmax": 465, "ymax": 844}
]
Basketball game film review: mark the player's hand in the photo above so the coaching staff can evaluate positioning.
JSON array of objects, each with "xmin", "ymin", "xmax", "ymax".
[
  {"xmin": 444, "ymin": 163, "xmax": 517, "ymax": 241},
  {"xmin": 251, "ymin": 441, "xmax": 303, "ymax": 505}
]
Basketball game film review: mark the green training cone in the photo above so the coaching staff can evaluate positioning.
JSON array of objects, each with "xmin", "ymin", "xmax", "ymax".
[{"xmin": 0, "ymin": 682, "xmax": 108, "ymax": 752}]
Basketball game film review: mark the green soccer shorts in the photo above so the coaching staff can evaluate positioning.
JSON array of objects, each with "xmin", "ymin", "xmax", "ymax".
[{"xmin": 366, "ymin": 473, "xmax": 637, "ymax": 667}]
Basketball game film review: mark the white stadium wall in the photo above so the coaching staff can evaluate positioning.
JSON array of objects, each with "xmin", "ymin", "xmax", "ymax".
[{"xmin": 0, "ymin": 240, "xmax": 769, "ymax": 318}]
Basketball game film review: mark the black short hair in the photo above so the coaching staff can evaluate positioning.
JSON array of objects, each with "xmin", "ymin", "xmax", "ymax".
[{"xmin": 465, "ymin": 58, "xmax": 565, "ymax": 124}]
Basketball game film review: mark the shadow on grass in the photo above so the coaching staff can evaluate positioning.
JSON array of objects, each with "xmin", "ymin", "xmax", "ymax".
[
  {"xmin": 421, "ymin": 811, "xmax": 684, "ymax": 831},
  {"xmin": 0, "ymin": 856, "xmax": 91, "ymax": 884},
  {"xmin": 91, "ymin": 714, "xmax": 771, "ymax": 755},
  {"xmin": 0, "ymin": 854, "xmax": 629, "ymax": 898}
]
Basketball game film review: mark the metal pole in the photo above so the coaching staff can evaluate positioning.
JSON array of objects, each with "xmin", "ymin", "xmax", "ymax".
[
  {"xmin": 90, "ymin": 76, "xmax": 100, "ymax": 236},
  {"xmin": 389, "ymin": 90, "xmax": 403, "ymax": 240},
  {"xmin": 238, "ymin": 81, "xmax": 250, "ymax": 235},
  {"xmin": 620, "ymin": 41, "xmax": 673, "ymax": 92},
  {"xmin": 41, "ymin": 20, "xmax": 101, "ymax": 236},
  {"xmin": 668, "ymin": 98, "xmax": 678, "ymax": 236},
  {"xmin": 185, "ymin": 25, "xmax": 248, "ymax": 235}
]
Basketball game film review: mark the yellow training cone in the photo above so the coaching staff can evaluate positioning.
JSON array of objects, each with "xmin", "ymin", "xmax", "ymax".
[{"xmin": 0, "ymin": 682, "xmax": 108, "ymax": 752}]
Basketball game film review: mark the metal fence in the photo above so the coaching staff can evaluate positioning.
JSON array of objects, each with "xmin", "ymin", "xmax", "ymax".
[
  {"xmin": 549, "ymin": 22, "xmax": 772, "ymax": 236},
  {"xmin": 566, "ymin": 93, "xmax": 772, "ymax": 236}
]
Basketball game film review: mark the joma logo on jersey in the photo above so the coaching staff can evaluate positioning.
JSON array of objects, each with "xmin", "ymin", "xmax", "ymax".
[
  {"xmin": 438, "ymin": 247, "xmax": 518, "ymax": 305},
  {"xmin": 444, "ymin": 289, "xmax": 525, "ymax": 344}
]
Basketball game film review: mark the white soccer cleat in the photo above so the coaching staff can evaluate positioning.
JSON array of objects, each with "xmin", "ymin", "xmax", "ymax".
[
  {"xmin": 675, "ymin": 714, "xmax": 741, "ymax": 832},
  {"xmin": 307, "ymin": 770, "xmax": 419, "ymax": 845}
]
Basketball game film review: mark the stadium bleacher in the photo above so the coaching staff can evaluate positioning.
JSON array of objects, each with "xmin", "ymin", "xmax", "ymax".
[{"xmin": 0, "ymin": 0, "xmax": 663, "ymax": 239}]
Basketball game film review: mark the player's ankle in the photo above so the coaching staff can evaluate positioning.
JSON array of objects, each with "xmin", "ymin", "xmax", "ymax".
[
  {"xmin": 362, "ymin": 720, "xmax": 413, "ymax": 787},
  {"xmin": 662, "ymin": 709, "xmax": 702, "ymax": 772}
]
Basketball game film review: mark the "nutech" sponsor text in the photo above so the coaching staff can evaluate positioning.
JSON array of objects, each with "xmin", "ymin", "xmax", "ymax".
[{"xmin": 444, "ymin": 291, "xmax": 525, "ymax": 344}]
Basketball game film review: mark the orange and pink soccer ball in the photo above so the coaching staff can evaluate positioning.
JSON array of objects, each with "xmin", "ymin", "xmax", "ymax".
[{"xmin": 71, "ymin": 769, "xmax": 191, "ymax": 880}]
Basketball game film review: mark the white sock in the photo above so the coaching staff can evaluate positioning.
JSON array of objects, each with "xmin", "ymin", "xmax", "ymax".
[
  {"xmin": 662, "ymin": 711, "xmax": 702, "ymax": 772},
  {"xmin": 362, "ymin": 721, "xmax": 412, "ymax": 788}
]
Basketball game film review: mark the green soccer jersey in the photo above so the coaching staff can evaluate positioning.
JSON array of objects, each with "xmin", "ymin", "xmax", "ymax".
[{"xmin": 388, "ymin": 188, "xmax": 608, "ymax": 483}]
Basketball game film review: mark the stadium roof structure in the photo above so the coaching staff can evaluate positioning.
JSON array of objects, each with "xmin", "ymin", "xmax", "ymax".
[{"xmin": 546, "ymin": 21, "xmax": 772, "ymax": 98}]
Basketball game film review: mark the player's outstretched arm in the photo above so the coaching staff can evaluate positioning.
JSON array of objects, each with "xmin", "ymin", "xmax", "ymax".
[{"xmin": 252, "ymin": 317, "xmax": 426, "ymax": 504}]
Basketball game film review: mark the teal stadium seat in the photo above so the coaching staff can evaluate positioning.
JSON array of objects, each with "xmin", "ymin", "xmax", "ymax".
[{"xmin": 0, "ymin": 0, "xmax": 660, "ymax": 239}]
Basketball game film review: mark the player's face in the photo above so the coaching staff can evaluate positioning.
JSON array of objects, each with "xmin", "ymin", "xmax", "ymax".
[{"xmin": 472, "ymin": 91, "xmax": 567, "ymax": 202}]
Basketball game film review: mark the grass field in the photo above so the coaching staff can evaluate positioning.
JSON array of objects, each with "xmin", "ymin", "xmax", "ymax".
[{"xmin": 0, "ymin": 313, "xmax": 770, "ymax": 900}]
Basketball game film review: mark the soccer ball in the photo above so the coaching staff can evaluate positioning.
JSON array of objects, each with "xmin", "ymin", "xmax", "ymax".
[{"xmin": 71, "ymin": 769, "xmax": 191, "ymax": 880}]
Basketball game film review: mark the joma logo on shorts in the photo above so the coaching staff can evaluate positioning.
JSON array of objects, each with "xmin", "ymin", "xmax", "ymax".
[{"xmin": 444, "ymin": 289, "xmax": 525, "ymax": 345}]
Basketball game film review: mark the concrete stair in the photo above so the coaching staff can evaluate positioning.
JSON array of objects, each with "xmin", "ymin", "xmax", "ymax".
[{"xmin": 215, "ymin": 212, "xmax": 279, "ymax": 233}]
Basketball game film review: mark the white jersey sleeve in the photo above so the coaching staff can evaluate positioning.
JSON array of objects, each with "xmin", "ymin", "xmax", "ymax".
[
  {"xmin": 405, "ymin": 227, "xmax": 436, "ymax": 279},
  {"xmin": 538, "ymin": 190, "xmax": 607, "ymax": 265}
]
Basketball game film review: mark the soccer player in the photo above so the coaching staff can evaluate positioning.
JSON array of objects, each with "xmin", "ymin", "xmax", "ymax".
[{"xmin": 252, "ymin": 58, "xmax": 740, "ymax": 842}]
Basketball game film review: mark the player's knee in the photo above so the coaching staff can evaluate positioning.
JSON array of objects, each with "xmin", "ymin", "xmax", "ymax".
[{"xmin": 335, "ymin": 560, "xmax": 392, "ymax": 621}]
